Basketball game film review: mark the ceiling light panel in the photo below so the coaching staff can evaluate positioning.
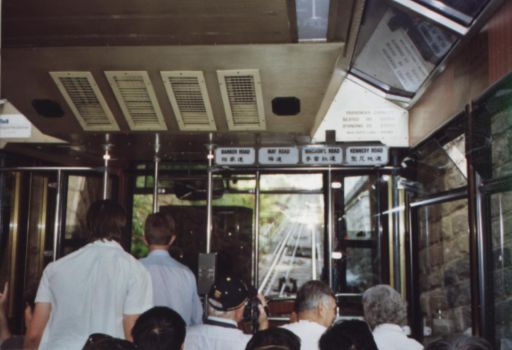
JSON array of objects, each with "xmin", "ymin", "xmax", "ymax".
[
  {"xmin": 105, "ymin": 71, "xmax": 167, "ymax": 131},
  {"xmin": 161, "ymin": 71, "xmax": 216, "ymax": 131},
  {"xmin": 217, "ymin": 69, "xmax": 266, "ymax": 131},
  {"xmin": 50, "ymin": 71, "xmax": 119, "ymax": 131}
]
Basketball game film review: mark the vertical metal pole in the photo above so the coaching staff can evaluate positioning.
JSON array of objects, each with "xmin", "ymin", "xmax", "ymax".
[
  {"xmin": 52, "ymin": 169, "xmax": 62, "ymax": 261},
  {"xmin": 391, "ymin": 152, "xmax": 401, "ymax": 291},
  {"xmin": 327, "ymin": 167, "xmax": 333, "ymax": 287},
  {"xmin": 206, "ymin": 133, "xmax": 214, "ymax": 254},
  {"xmin": 252, "ymin": 171, "xmax": 261, "ymax": 287},
  {"xmin": 102, "ymin": 134, "xmax": 111, "ymax": 200},
  {"xmin": 152, "ymin": 134, "xmax": 160, "ymax": 213}
]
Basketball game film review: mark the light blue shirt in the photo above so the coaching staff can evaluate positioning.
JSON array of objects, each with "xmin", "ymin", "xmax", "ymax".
[{"xmin": 140, "ymin": 249, "xmax": 203, "ymax": 326}]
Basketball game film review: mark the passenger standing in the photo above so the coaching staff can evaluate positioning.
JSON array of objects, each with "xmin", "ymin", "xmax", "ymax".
[
  {"xmin": 139, "ymin": 212, "xmax": 203, "ymax": 326},
  {"xmin": 280, "ymin": 280, "xmax": 337, "ymax": 350},
  {"xmin": 25, "ymin": 200, "xmax": 153, "ymax": 350},
  {"xmin": 362, "ymin": 284, "xmax": 423, "ymax": 350}
]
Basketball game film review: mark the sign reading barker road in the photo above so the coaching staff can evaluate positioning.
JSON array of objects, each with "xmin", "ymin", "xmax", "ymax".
[
  {"xmin": 258, "ymin": 147, "xmax": 299, "ymax": 165},
  {"xmin": 215, "ymin": 147, "xmax": 256, "ymax": 165},
  {"xmin": 0, "ymin": 114, "xmax": 32, "ymax": 138},
  {"xmin": 346, "ymin": 145, "xmax": 388, "ymax": 166},
  {"xmin": 301, "ymin": 146, "xmax": 343, "ymax": 165}
]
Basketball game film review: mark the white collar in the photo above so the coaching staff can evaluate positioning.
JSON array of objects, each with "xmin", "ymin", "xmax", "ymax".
[{"xmin": 207, "ymin": 316, "xmax": 238, "ymax": 327}]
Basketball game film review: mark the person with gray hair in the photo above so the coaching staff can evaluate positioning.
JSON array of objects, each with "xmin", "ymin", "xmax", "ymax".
[
  {"xmin": 425, "ymin": 335, "xmax": 492, "ymax": 350},
  {"xmin": 281, "ymin": 280, "xmax": 337, "ymax": 350},
  {"xmin": 362, "ymin": 284, "xmax": 422, "ymax": 350}
]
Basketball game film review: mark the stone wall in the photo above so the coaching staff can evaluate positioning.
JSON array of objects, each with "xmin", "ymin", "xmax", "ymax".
[
  {"xmin": 491, "ymin": 104, "xmax": 512, "ymax": 348},
  {"xmin": 418, "ymin": 199, "xmax": 471, "ymax": 341}
]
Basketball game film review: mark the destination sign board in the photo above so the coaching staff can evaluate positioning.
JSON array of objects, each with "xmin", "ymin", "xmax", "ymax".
[
  {"xmin": 215, "ymin": 147, "xmax": 255, "ymax": 165},
  {"xmin": 301, "ymin": 146, "xmax": 343, "ymax": 165},
  {"xmin": 258, "ymin": 147, "xmax": 299, "ymax": 165},
  {"xmin": 345, "ymin": 145, "xmax": 388, "ymax": 166}
]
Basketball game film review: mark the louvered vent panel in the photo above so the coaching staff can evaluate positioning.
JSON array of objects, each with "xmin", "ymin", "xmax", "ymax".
[
  {"xmin": 161, "ymin": 71, "xmax": 216, "ymax": 131},
  {"xmin": 50, "ymin": 72, "xmax": 119, "ymax": 131},
  {"xmin": 105, "ymin": 71, "xmax": 167, "ymax": 131},
  {"xmin": 217, "ymin": 69, "xmax": 266, "ymax": 131}
]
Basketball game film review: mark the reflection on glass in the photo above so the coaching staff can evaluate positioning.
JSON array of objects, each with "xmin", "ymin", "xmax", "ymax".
[
  {"xmin": 414, "ymin": 0, "xmax": 489, "ymax": 25},
  {"xmin": 418, "ymin": 199, "xmax": 471, "ymax": 343},
  {"xmin": 490, "ymin": 94, "xmax": 512, "ymax": 179},
  {"xmin": 296, "ymin": 0, "xmax": 330, "ymax": 40},
  {"xmin": 258, "ymin": 193, "xmax": 324, "ymax": 297},
  {"xmin": 334, "ymin": 176, "xmax": 380, "ymax": 294},
  {"xmin": 491, "ymin": 191, "xmax": 512, "ymax": 350},
  {"xmin": 353, "ymin": 1, "xmax": 458, "ymax": 94},
  {"xmin": 415, "ymin": 136, "xmax": 467, "ymax": 195}
]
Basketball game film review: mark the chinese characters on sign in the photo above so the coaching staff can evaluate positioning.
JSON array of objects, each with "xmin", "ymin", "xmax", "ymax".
[
  {"xmin": 301, "ymin": 146, "xmax": 343, "ymax": 165},
  {"xmin": 258, "ymin": 147, "xmax": 299, "ymax": 165},
  {"xmin": 345, "ymin": 146, "xmax": 388, "ymax": 166},
  {"xmin": 214, "ymin": 147, "xmax": 256, "ymax": 165}
]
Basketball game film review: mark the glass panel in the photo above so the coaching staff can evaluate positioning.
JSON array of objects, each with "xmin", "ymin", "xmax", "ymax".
[
  {"xmin": 258, "ymin": 193, "xmax": 324, "ymax": 297},
  {"xmin": 260, "ymin": 174, "xmax": 323, "ymax": 191},
  {"xmin": 415, "ymin": 136, "xmax": 467, "ymax": 195},
  {"xmin": 352, "ymin": 0, "xmax": 458, "ymax": 94},
  {"xmin": 490, "ymin": 94, "xmax": 512, "ymax": 180},
  {"xmin": 491, "ymin": 191, "xmax": 512, "ymax": 350},
  {"xmin": 414, "ymin": 0, "xmax": 489, "ymax": 25},
  {"xmin": 332, "ymin": 176, "xmax": 381, "ymax": 294},
  {"xmin": 296, "ymin": 0, "xmax": 330, "ymax": 40},
  {"xmin": 418, "ymin": 199, "xmax": 471, "ymax": 343}
]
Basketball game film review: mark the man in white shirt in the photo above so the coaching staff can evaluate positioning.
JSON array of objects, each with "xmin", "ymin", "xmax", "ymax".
[
  {"xmin": 281, "ymin": 280, "xmax": 337, "ymax": 350},
  {"xmin": 140, "ymin": 212, "xmax": 203, "ymax": 326},
  {"xmin": 25, "ymin": 200, "xmax": 153, "ymax": 350},
  {"xmin": 184, "ymin": 276, "xmax": 268, "ymax": 350},
  {"xmin": 362, "ymin": 284, "xmax": 423, "ymax": 350}
]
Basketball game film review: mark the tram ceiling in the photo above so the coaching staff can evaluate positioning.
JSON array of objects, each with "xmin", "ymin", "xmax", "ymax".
[{"xmin": 1, "ymin": 0, "xmax": 360, "ymax": 164}]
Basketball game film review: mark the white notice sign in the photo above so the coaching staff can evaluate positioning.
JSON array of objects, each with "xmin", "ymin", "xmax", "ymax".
[
  {"xmin": 301, "ymin": 146, "xmax": 343, "ymax": 165},
  {"xmin": 215, "ymin": 147, "xmax": 255, "ymax": 166},
  {"xmin": 258, "ymin": 147, "xmax": 299, "ymax": 165},
  {"xmin": 346, "ymin": 146, "xmax": 389, "ymax": 166},
  {"xmin": 0, "ymin": 114, "xmax": 32, "ymax": 138}
]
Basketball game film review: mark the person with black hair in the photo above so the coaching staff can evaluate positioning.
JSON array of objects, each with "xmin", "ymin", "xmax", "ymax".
[
  {"xmin": 82, "ymin": 333, "xmax": 136, "ymax": 350},
  {"xmin": 132, "ymin": 306, "xmax": 186, "ymax": 350},
  {"xmin": 425, "ymin": 335, "xmax": 492, "ymax": 350},
  {"xmin": 25, "ymin": 200, "xmax": 153, "ymax": 350},
  {"xmin": 245, "ymin": 328, "xmax": 301, "ymax": 350},
  {"xmin": 319, "ymin": 319, "xmax": 378, "ymax": 350},
  {"xmin": 281, "ymin": 280, "xmax": 337, "ymax": 350},
  {"xmin": 140, "ymin": 212, "xmax": 203, "ymax": 326}
]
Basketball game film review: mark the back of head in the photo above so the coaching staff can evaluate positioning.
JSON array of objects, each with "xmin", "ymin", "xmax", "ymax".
[
  {"xmin": 132, "ymin": 307, "xmax": 186, "ymax": 350},
  {"xmin": 86, "ymin": 200, "xmax": 126, "ymax": 242},
  {"xmin": 362, "ymin": 284, "xmax": 406, "ymax": 328},
  {"xmin": 144, "ymin": 212, "xmax": 175, "ymax": 245},
  {"xmin": 319, "ymin": 320, "xmax": 378, "ymax": 350},
  {"xmin": 245, "ymin": 328, "xmax": 301, "ymax": 350},
  {"xmin": 295, "ymin": 280, "xmax": 334, "ymax": 313},
  {"xmin": 425, "ymin": 335, "xmax": 492, "ymax": 350},
  {"xmin": 82, "ymin": 333, "xmax": 136, "ymax": 350}
]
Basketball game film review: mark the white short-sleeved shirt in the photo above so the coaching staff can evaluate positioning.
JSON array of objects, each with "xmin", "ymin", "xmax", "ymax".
[
  {"xmin": 140, "ymin": 249, "xmax": 203, "ymax": 326},
  {"xmin": 373, "ymin": 323, "xmax": 423, "ymax": 350},
  {"xmin": 184, "ymin": 317, "xmax": 251, "ymax": 350},
  {"xmin": 281, "ymin": 319, "xmax": 327, "ymax": 350},
  {"xmin": 35, "ymin": 240, "xmax": 153, "ymax": 350}
]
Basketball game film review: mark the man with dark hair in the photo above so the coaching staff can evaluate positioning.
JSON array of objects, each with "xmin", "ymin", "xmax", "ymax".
[
  {"xmin": 140, "ymin": 212, "xmax": 203, "ymax": 326},
  {"xmin": 82, "ymin": 333, "xmax": 136, "ymax": 350},
  {"xmin": 319, "ymin": 319, "xmax": 378, "ymax": 350},
  {"xmin": 281, "ymin": 280, "xmax": 337, "ymax": 350},
  {"xmin": 25, "ymin": 200, "xmax": 153, "ymax": 350},
  {"xmin": 425, "ymin": 335, "xmax": 492, "ymax": 350},
  {"xmin": 184, "ymin": 276, "xmax": 268, "ymax": 350},
  {"xmin": 131, "ymin": 307, "xmax": 186, "ymax": 350},
  {"xmin": 245, "ymin": 328, "xmax": 301, "ymax": 350}
]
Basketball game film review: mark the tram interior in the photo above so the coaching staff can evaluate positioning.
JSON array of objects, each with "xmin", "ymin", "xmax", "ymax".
[{"xmin": 1, "ymin": 0, "xmax": 511, "ymax": 348}]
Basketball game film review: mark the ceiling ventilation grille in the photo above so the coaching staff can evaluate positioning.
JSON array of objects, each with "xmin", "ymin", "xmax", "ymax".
[
  {"xmin": 105, "ymin": 71, "xmax": 167, "ymax": 131},
  {"xmin": 217, "ymin": 69, "xmax": 266, "ymax": 131},
  {"xmin": 161, "ymin": 71, "xmax": 216, "ymax": 131},
  {"xmin": 50, "ymin": 71, "xmax": 119, "ymax": 131}
]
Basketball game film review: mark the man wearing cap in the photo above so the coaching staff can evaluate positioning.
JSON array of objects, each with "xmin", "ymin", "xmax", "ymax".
[{"xmin": 184, "ymin": 276, "xmax": 268, "ymax": 350}]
